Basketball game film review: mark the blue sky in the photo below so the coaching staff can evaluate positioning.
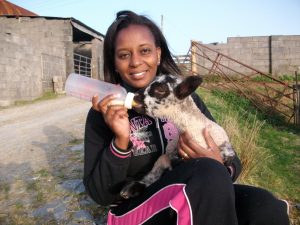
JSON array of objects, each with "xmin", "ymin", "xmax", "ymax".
[{"xmin": 10, "ymin": 0, "xmax": 300, "ymax": 55}]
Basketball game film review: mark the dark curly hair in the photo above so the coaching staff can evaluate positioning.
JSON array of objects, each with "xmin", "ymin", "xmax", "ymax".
[{"xmin": 103, "ymin": 10, "xmax": 181, "ymax": 84}]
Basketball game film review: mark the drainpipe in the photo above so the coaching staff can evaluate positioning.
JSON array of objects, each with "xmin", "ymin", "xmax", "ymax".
[{"xmin": 268, "ymin": 36, "xmax": 272, "ymax": 75}]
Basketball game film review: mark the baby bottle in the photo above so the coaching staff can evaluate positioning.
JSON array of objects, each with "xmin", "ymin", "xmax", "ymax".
[{"xmin": 65, "ymin": 73, "xmax": 135, "ymax": 109}]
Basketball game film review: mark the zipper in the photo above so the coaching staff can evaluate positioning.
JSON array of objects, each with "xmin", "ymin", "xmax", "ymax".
[{"xmin": 155, "ymin": 118, "xmax": 165, "ymax": 155}]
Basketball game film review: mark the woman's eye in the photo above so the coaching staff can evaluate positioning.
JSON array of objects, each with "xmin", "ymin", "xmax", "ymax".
[
  {"xmin": 141, "ymin": 48, "xmax": 151, "ymax": 54},
  {"xmin": 118, "ymin": 53, "xmax": 130, "ymax": 59}
]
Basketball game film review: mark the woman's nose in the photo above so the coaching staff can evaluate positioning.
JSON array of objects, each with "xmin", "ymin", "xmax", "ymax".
[{"xmin": 129, "ymin": 53, "xmax": 142, "ymax": 67}]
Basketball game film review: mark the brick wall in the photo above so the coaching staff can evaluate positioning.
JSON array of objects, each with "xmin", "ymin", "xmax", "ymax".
[
  {"xmin": 0, "ymin": 17, "xmax": 72, "ymax": 106},
  {"xmin": 194, "ymin": 35, "xmax": 300, "ymax": 77}
]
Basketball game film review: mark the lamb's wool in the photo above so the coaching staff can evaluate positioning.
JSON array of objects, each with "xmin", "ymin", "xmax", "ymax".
[{"xmin": 120, "ymin": 74, "xmax": 236, "ymax": 199}]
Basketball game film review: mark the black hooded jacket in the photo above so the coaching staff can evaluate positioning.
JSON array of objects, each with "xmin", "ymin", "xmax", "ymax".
[{"xmin": 83, "ymin": 93, "xmax": 242, "ymax": 206}]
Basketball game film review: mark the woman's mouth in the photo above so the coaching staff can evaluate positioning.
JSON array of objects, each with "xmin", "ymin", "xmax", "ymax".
[{"xmin": 130, "ymin": 71, "xmax": 147, "ymax": 79}]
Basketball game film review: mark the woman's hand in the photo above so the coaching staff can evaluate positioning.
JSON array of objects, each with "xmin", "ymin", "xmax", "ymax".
[
  {"xmin": 178, "ymin": 128, "xmax": 223, "ymax": 164},
  {"xmin": 92, "ymin": 95, "xmax": 130, "ymax": 149}
]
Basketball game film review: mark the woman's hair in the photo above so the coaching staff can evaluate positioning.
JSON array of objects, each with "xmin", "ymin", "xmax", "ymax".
[{"xmin": 103, "ymin": 10, "xmax": 181, "ymax": 84}]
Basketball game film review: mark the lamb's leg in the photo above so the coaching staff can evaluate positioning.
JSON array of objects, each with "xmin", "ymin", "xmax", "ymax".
[
  {"xmin": 120, "ymin": 154, "xmax": 171, "ymax": 199},
  {"xmin": 219, "ymin": 142, "xmax": 236, "ymax": 166}
]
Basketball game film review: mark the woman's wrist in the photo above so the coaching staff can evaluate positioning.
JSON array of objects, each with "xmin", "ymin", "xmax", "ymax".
[{"xmin": 114, "ymin": 136, "xmax": 130, "ymax": 152}]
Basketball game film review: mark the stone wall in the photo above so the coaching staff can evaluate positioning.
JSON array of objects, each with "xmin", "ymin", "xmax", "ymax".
[
  {"xmin": 193, "ymin": 35, "xmax": 300, "ymax": 77},
  {"xmin": 0, "ymin": 17, "xmax": 72, "ymax": 106}
]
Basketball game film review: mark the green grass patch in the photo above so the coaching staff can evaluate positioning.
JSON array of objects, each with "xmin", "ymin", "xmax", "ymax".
[
  {"xmin": 14, "ymin": 91, "xmax": 60, "ymax": 106},
  {"xmin": 278, "ymin": 74, "xmax": 296, "ymax": 82},
  {"xmin": 251, "ymin": 75, "xmax": 274, "ymax": 82},
  {"xmin": 69, "ymin": 138, "xmax": 84, "ymax": 145},
  {"xmin": 196, "ymin": 87, "xmax": 300, "ymax": 205},
  {"xmin": 36, "ymin": 168, "xmax": 50, "ymax": 177}
]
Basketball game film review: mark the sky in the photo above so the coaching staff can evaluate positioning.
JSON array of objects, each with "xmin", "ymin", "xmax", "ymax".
[{"xmin": 9, "ymin": 0, "xmax": 300, "ymax": 55}]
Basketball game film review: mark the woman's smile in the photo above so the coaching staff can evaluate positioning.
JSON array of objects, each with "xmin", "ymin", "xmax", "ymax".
[{"xmin": 114, "ymin": 24, "xmax": 161, "ymax": 89}]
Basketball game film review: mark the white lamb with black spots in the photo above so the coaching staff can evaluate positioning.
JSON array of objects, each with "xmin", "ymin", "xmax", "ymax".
[{"xmin": 120, "ymin": 74, "xmax": 236, "ymax": 199}]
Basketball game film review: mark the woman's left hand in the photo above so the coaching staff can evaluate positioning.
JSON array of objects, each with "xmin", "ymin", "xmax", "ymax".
[{"xmin": 178, "ymin": 128, "xmax": 223, "ymax": 164}]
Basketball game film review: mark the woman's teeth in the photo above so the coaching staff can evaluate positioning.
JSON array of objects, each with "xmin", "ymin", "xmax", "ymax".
[
  {"xmin": 131, "ymin": 71, "xmax": 145, "ymax": 78},
  {"xmin": 133, "ymin": 72, "xmax": 144, "ymax": 76}
]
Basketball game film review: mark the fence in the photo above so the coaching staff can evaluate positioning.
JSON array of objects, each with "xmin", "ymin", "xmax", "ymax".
[
  {"xmin": 175, "ymin": 41, "xmax": 298, "ymax": 125},
  {"xmin": 74, "ymin": 53, "xmax": 91, "ymax": 77}
]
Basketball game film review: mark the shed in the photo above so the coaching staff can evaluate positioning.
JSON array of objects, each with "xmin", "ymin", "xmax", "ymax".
[{"xmin": 0, "ymin": 0, "xmax": 105, "ymax": 106}]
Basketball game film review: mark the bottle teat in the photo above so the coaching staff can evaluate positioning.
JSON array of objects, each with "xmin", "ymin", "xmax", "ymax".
[{"xmin": 124, "ymin": 92, "xmax": 135, "ymax": 109}]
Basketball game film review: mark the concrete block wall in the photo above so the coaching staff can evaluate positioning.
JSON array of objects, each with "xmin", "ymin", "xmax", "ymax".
[
  {"xmin": 194, "ymin": 35, "xmax": 300, "ymax": 77},
  {"xmin": 0, "ymin": 17, "xmax": 72, "ymax": 106},
  {"xmin": 271, "ymin": 35, "xmax": 300, "ymax": 75}
]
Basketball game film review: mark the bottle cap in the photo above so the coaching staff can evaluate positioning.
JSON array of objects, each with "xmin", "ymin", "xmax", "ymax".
[{"xmin": 124, "ymin": 92, "xmax": 134, "ymax": 109}]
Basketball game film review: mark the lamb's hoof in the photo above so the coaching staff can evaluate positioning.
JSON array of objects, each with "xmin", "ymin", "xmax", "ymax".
[{"xmin": 120, "ymin": 181, "xmax": 146, "ymax": 199}]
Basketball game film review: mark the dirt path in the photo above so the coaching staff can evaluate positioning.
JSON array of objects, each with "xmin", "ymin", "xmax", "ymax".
[
  {"xmin": 0, "ymin": 96, "xmax": 91, "ymax": 181},
  {"xmin": 0, "ymin": 96, "xmax": 112, "ymax": 224}
]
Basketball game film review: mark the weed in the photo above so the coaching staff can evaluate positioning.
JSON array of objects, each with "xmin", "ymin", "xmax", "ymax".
[
  {"xmin": 14, "ymin": 92, "xmax": 60, "ymax": 106},
  {"xmin": 15, "ymin": 202, "xmax": 23, "ymax": 210},
  {"xmin": 26, "ymin": 181, "xmax": 38, "ymax": 191},
  {"xmin": 69, "ymin": 138, "xmax": 83, "ymax": 145},
  {"xmin": 36, "ymin": 168, "xmax": 50, "ymax": 177},
  {"xmin": 251, "ymin": 76, "xmax": 273, "ymax": 82},
  {"xmin": 0, "ymin": 182, "xmax": 10, "ymax": 194},
  {"xmin": 278, "ymin": 74, "xmax": 296, "ymax": 82}
]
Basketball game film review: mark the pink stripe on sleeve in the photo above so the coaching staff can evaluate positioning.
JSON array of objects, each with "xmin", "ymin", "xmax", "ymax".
[{"xmin": 110, "ymin": 144, "xmax": 131, "ymax": 159}]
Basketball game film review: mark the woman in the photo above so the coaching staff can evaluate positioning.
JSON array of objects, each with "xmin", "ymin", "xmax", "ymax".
[{"xmin": 83, "ymin": 10, "xmax": 289, "ymax": 225}]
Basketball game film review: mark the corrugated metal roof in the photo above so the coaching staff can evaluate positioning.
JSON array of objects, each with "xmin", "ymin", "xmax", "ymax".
[{"xmin": 0, "ymin": 0, "xmax": 38, "ymax": 16}]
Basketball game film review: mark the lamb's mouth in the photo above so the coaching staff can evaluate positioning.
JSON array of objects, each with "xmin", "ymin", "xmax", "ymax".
[{"xmin": 132, "ymin": 94, "xmax": 146, "ymax": 114}]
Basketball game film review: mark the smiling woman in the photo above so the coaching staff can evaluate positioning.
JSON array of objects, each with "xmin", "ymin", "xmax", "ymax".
[{"xmin": 83, "ymin": 10, "xmax": 290, "ymax": 225}]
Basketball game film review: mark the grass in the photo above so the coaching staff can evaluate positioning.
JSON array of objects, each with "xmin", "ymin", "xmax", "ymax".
[
  {"xmin": 197, "ymin": 87, "xmax": 300, "ymax": 224},
  {"xmin": 14, "ymin": 91, "xmax": 60, "ymax": 106}
]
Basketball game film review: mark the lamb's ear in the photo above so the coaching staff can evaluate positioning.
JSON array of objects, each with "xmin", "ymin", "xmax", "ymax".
[{"xmin": 174, "ymin": 75, "xmax": 203, "ymax": 100}]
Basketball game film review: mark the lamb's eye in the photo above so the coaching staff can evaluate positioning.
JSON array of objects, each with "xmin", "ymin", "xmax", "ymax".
[{"xmin": 149, "ymin": 83, "xmax": 170, "ymax": 99}]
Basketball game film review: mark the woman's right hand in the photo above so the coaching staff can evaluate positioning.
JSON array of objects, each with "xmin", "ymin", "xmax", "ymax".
[{"xmin": 92, "ymin": 95, "xmax": 130, "ymax": 150}]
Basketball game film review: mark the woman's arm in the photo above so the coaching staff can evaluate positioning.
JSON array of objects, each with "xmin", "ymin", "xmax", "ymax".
[{"xmin": 83, "ymin": 108, "xmax": 132, "ymax": 206}]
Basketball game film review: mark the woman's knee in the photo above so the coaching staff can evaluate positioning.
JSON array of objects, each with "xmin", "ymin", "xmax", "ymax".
[
  {"xmin": 187, "ymin": 158, "xmax": 234, "ymax": 192},
  {"xmin": 235, "ymin": 185, "xmax": 290, "ymax": 225}
]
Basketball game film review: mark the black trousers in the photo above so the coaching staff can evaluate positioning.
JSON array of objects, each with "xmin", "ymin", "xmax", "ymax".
[{"xmin": 109, "ymin": 158, "xmax": 289, "ymax": 225}]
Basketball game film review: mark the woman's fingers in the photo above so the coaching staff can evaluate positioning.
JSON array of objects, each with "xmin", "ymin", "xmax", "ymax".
[
  {"xmin": 92, "ymin": 94, "xmax": 118, "ymax": 113},
  {"xmin": 178, "ymin": 129, "xmax": 224, "ymax": 164},
  {"xmin": 92, "ymin": 95, "xmax": 100, "ymax": 111},
  {"xmin": 105, "ymin": 105, "xmax": 128, "ymax": 122},
  {"xmin": 202, "ymin": 128, "xmax": 224, "ymax": 163},
  {"xmin": 203, "ymin": 128, "xmax": 218, "ymax": 151},
  {"xmin": 178, "ymin": 132, "xmax": 199, "ymax": 159}
]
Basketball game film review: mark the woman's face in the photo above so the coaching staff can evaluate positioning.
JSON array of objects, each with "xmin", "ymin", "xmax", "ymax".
[{"xmin": 114, "ymin": 24, "xmax": 161, "ymax": 89}]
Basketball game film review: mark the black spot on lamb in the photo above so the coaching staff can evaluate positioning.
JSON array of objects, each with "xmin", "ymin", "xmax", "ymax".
[{"xmin": 120, "ymin": 74, "xmax": 236, "ymax": 199}]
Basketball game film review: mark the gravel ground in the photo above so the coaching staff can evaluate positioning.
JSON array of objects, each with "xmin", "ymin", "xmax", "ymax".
[
  {"xmin": 0, "ymin": 96, "xmax": 108, "ymax": 224},
  {"xmin": 0, "ymin": 96, "xmax": 90, "ymax": 182}
]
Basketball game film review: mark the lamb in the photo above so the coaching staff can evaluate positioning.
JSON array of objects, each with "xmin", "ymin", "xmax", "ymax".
[{"xmin": 120, "ymin": 74, "xmax": 236, "ymax": 199}]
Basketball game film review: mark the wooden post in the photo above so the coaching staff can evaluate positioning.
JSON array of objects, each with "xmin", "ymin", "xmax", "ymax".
[
  {"xmin": 294, "ymin": 69, "xmax": 300, "ymax": 125},
  {"xmin": 191, "ymin": 40, "xmax": 197, "ymax": 75}
]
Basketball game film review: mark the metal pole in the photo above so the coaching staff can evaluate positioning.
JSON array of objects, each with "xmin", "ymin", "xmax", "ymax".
[{"xmin": 161, "ymin": 15, "xmax": 163, "ymax": 33}]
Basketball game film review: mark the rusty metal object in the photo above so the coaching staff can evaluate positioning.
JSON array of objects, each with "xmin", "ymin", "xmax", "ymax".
[
  {"xmin": 0, "ymin": 0, "xmax": 38, "ymax": 16},
  {"xmin": 177, "ymin": 41, "xmax": 297, "ymax": 124}
]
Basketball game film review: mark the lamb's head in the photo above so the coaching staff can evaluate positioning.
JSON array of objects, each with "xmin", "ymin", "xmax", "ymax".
[{"xmin": 133, "ymin": 74, "xmax": 203, "ymax": 118}]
